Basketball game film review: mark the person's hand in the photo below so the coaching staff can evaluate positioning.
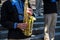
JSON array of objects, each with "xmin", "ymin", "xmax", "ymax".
[
  {"xmin": 17, "ymin": 23, "xmax": 27, "ymax": 31},
  {"xmin": 27, "ymin": 8, "xmax": 33, "ymax": 15}
]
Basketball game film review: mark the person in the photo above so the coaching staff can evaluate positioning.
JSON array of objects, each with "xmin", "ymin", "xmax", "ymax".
[
  {"xmin": 43, "ymin": 0, "xmax": 59, "ymax": 40},
  {"xmin": 1, "ymin": 0, "xmax": 33, "ymax": 40},
  {"xmin": 0, "ymin": 0, "xmax": 1, "ymax": 3}
]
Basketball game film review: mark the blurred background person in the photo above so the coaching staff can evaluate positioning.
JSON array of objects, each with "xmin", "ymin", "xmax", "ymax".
[{"xmin": 43, "ymin": 0, "xmax": 59, "ymax": 40}]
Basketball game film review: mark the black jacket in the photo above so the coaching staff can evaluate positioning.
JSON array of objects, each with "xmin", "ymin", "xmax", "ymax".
[
  {"xmin": 43, "ymin": 0, "xmax": 59, "ymax": 14},
  {"xmin": 1, "ymin": 0, "xmax": 31, "ymax": 39}
]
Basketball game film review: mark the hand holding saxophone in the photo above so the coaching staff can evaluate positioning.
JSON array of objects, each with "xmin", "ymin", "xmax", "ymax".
[
  {"xmin": 17, "ymin": 8, "xmax": 32, "ymax": 31},
  {"xmin": 27, "ymin": 8, "xmax": 33, "ymax": 15},
  {"xmin": 17, "ymin": 23, "xmax": 27, "ymax": 31}
]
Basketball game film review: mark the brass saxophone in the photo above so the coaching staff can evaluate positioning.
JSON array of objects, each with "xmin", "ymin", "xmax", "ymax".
[{"xmin": 23, "ymin": 0, "xmax": 36, "ymax": 36}]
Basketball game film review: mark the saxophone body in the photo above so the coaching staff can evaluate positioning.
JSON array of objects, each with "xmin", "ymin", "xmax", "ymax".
[{"xmin": 23, "ymin": 0, "xmax": 36, "ymax": 36}]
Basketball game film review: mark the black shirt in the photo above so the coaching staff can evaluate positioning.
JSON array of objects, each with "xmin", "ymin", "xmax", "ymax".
[{"xmin": 43, "ymin": 0, "xmax": 59, "ymax": 14}]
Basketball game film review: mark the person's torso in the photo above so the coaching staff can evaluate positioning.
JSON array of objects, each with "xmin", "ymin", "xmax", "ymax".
[
  {"xmin": 5, "ymin": 1, "xmax": 31, "ymax": 39},
  {"xmin": 6, "ymin": 0, "xmax": 24, "ymax": 22},
  {"xmin": 43, "ymin": 0, "xmax": 57, "ymax": 14}
]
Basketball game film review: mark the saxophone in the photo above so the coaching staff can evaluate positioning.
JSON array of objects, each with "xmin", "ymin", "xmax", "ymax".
[{"xmin": 23, "ymin": 0, "xmax": 36, "ymax": 36}]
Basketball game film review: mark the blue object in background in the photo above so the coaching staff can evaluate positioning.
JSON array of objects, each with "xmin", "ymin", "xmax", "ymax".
[{"xmin": 51, "ymin": 0, "xmax": 56, "ymax": 2}]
